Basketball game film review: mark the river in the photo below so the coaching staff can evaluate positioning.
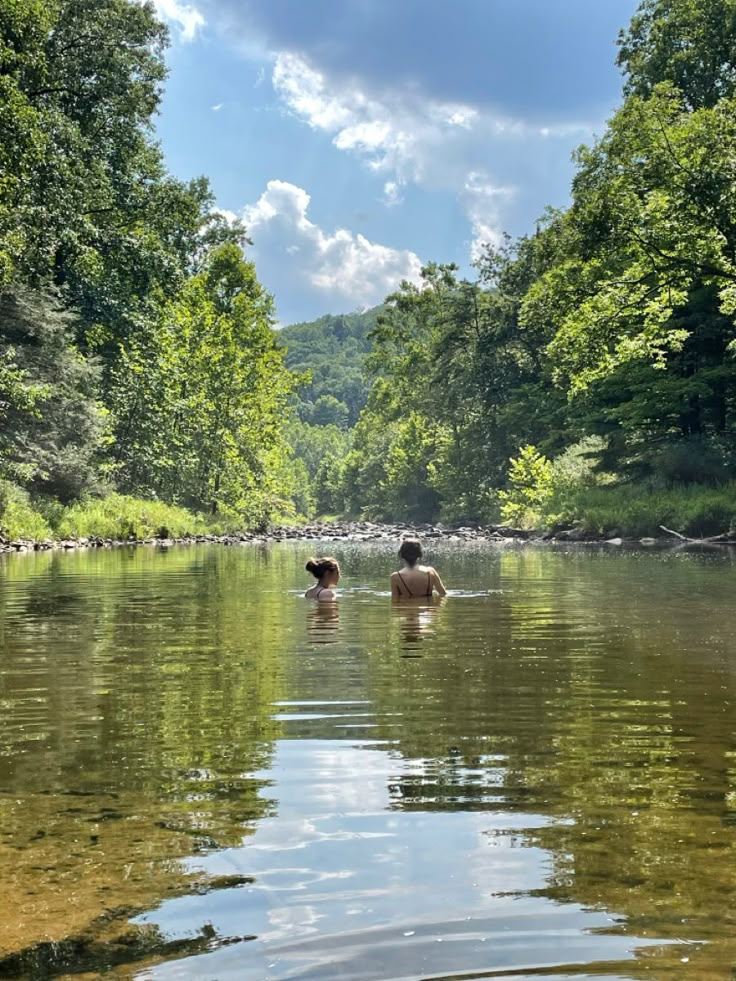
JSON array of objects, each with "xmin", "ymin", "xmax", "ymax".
[{"xmin": 1, "ymin": 542, "xmax": 735, "ymax": 979}]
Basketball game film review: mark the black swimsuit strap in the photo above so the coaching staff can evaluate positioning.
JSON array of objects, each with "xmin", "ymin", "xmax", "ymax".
[
  {"xmin": 397, "ymin": 571, "xmax": 414, "ymax": 598},
  {"xmin": 397, "ymin": 570, "xmax": 432, "ymax": 598}
]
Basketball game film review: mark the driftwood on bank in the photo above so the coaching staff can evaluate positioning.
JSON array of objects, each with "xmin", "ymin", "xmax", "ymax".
[{"xmin": 659, "ymin": 525, "xmax": 734, "ymax": 544}]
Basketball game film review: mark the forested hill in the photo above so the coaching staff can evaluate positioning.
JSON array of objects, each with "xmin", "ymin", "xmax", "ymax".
[{"xmin": 279, "ymin": 307, "xmax": 381, "ymax": 428}]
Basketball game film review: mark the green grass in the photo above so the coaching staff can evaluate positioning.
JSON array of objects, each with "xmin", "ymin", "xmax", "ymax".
[
  {"xmin": 55, "ymin": 494, "xmax": 215, "ymax": 540},
  {"xmin": 0, "ymin": 481, "xmax": 53, "ymax": 540},
  {"xmin": 4, "ymin": 480, "xmax": 735, "ymax": 543},
  {"xmin": 0, "ymin": 483, "xmax": 291, "ymax": 543},
  {"xmin": 551, "ymin": 482, "xmax": 736, "ymax": 538}
]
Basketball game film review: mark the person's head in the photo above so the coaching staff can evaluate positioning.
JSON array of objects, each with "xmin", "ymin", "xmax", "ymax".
[
  {"xmin": 398, "ymin": 538, "xmax": 423, "ymax": 567},
  {"xmin": 305, "ymin": 556, "xmax": 340, "ymax": 586}
]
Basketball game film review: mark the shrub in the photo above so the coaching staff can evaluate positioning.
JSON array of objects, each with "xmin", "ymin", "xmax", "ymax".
[
  {"xmin": 650, "ymin": 436, "xmax": 731, "ymax": 486},
  {"xmin": 499, "ymin": 445, "xmax": 554, "ymax": 527}
]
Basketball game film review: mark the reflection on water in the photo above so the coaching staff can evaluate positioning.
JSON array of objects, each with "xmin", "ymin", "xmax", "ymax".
[
  {"xmin": 1, "ymin": 543, "xmax": 736, "ymax": 978},
  {"xmin": 391, "ymin": 596, "xmax": 446, "ymax": 653},
  {"xmin": 306, "ymin": 600, "xmax": 340, "ymax": 644}
]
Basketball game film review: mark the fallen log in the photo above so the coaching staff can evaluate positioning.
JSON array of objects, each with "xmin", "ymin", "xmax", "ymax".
[{"xmin": 659, "ymin": 525, "xmax": 732, "ymax": 544}]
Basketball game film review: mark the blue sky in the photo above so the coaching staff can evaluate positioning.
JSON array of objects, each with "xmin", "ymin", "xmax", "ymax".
[{"xmin": 153, "ymin": 0, "xmax": 640, "ymax": 324}]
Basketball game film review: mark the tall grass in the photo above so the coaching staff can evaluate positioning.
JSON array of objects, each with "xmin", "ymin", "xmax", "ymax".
[
  {"xmin": 0, "ymin": 481, "xmax": 53, "ymax": 540},
  {"xmin": 554, "ymin": 482, "xmax": 736, "ymax": 538},
  {"xmin": 0, "ymin": 483, "xmax": 277, "ymax": 542},
  {"xmin": 55, "ymin": 494, "xmax": 213, "ymax": 539}
]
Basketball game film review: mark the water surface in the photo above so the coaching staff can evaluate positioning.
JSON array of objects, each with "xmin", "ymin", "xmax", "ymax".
[{"xmin": 1, "ymin": 542, "xmax": 736, "ymax": 979}]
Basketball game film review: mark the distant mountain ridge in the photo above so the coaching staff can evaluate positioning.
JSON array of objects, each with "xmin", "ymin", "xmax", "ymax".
[{"xmin": 278, "ymin": 306, "xmax": 381, "ymax": 427}]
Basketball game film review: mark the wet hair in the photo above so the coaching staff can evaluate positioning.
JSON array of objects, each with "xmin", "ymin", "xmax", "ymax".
[
  {"xmin": 305, "ymin": 556, "xmax": 340, "ymax": 580},
  {"xmin": 398, "ymin": 538, "xmax": 423, "ymax": 567}
]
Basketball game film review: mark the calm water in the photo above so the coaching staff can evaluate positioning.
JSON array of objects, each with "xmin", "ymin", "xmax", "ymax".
[{"xmin": 1, "ymin": 542, "xmax": 736, "ymax": 980}]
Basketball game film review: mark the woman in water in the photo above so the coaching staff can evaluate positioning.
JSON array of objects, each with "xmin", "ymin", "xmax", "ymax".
[
  {"xmin": 304, "ymin": 556, "xmax": 340, "ymax": 600},
  {"xmin": 390, "ymin": 538, "xmax": 446, "ymax": 599}
]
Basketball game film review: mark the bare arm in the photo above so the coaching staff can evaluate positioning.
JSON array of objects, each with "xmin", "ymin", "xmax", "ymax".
[
  {"xmin": 431, "ymin": 568, "xmax": 447, "ymax": 597},
  {"xmin": 390, "ymin": 573, "xmax": 402, "ymax": 599}
]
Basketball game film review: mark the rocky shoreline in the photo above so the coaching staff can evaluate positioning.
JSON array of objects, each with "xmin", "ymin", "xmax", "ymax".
[{"xmin": 3, "ymin": 520, "xmax": 736, "ymax": 555}]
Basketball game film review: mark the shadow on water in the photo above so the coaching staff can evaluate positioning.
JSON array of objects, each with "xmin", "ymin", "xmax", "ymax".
[{"xmin": 1, "ymin": 543, "xmax": 736, "ymax": 977}]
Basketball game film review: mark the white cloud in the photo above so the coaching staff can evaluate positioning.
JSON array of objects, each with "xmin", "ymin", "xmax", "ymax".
[
  {"xmin": 271, "ymin": 52, "xmax": 594, "ymax": 258},
  {"xmin": 153, "ymin": 0, "xmax": 204, "ymax": 41},
  {"xmin": 382, "ymin": 181, "xmax": 403, "ymax": 208},
  {"xmin": 242, "ymin": 180, "xmax": 423, "ymax": 316},
  {"xmin": 211, "ymin": 102, "xmax": 223, "ymax": 111},
  {"xmin": 462, "ymin": 171, "xmax": 514, "ymax": 260},
  {"xmin": 212, "ymin": 206, "xmax": 238, "ymax": 224},
  {"xmin": 272, "ymin": 52, "xmax": 483, "ymax": 184}
]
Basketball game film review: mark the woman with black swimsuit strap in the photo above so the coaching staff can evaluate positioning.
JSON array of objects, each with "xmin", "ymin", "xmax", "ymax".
[
  {"xmin": 305, "ymin": 556, "xmax": 340, "ymax": 600},
  {"xmin": 390, "ymin": 539, "xmax": 446, "ymax": 599}
]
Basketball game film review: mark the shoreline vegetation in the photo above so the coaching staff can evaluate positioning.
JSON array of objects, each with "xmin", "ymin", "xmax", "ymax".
[{"xmin": 3, "ymin": 501, "xmax": 736, "ymax": 555}]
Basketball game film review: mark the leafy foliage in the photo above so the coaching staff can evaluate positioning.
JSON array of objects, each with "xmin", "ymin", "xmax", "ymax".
[
  {"xmin": 0, "ymin": 0, "xmax": 301, "ymax": 529},
  {"xmin": 498, "ymin": 447, "xmax": 554, "ymax": 528},
  {"xmin": 558, "ymin": 481, "xmax": 736, "ymax": 537},
  {"xmin": 110, "ymin": 244, "xmax": 297, "ymax": 522},
  {"xmin": 279, "ymin": 308, "xmax": 379, "ymax": 427},
  {"xmin": 56, "ymin": 494, "xmax": 212, "ymax": 540},
  {"xmin": 0, "ymin": 289, "xmax": 106, "ymax": 500},
  {"xmin": 323, "ymin": 0, "xmax": 736, "ymax": 531},
  {"xmin": 4, "ymin": 0, "xmax": 736, "ymax": 535}
]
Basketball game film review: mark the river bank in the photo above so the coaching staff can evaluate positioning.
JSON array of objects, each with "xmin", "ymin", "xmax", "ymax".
[{"xmin": 4, "ymin": 519, "xmax": 736, "ymax": 554}]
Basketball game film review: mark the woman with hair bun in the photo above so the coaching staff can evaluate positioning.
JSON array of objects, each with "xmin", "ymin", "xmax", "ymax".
[
  {"xmin": 304, "ymin": 556, "xmax": 341, "ymax": 600},
  {"xmin": 391, "ymin": 538, "xmax": 446, "ymax": 599}
]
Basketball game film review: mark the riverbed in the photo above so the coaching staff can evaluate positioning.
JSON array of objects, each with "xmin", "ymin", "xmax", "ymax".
[{"xmin": 1, "ymin": 542, "xmax": 735, "ymax": 979}]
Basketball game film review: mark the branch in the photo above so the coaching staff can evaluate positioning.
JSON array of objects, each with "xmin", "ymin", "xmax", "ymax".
[
  {"xmin": 27, "ymin": 86, "xmax": 77, "ymax": 99},
  {"xmin": 660, "ymin": 525, "xmax": 731, "ymax": 543},
  {"xmin": 659, "ymin": 525, "xmax": 688, "ymax": 540}
]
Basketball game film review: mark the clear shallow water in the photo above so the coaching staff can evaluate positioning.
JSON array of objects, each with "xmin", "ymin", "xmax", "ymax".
[{"xmin": 1, "ymin": 542, "xmax": 736, "ymax": 979}]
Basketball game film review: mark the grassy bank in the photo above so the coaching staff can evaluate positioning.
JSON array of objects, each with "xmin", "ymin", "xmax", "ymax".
[
  {"xmin": 0, "ymin": 483, "xmax": 244, "ymax": 542},
  {"xmin": 3, "ymin": 479, "xmax": 736, "ymax": 544},
  {"xmin": 543, "ymin": 482, "xmax": 736, "ymax": 538}
]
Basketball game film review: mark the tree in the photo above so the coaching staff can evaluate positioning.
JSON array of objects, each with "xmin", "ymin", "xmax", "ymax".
[
  {"xmin": 618, "ymin": 0, "xmax": 736, "ymax": 109},
  {"xmin": 111, "ymin": 244, "xmax": 298, "ymax": 523},
  {"xmin": 0, "ymin": 289, "xmax": 105, "ymax": 500},
  {"xmin": 0, "ymin": 0, "xmax": 167, "ymax": 288}
]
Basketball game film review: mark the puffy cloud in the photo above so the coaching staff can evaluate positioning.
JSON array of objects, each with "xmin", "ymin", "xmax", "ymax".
[
  {"xmin": 242, "ymin": 180, "xmax": 423, "ymax": 321},
  {"xmin": 271, "ymin": 52, "xmax": 593, "ymax": 254},
  {"xmin": 153, "ymin": 0, "xmax": 204, "ymax": 41}
]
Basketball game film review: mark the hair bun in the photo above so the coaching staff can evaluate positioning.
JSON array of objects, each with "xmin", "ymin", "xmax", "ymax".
[{"xmin": 306, "ymin": 556, "xmax": 340, "ymax": 580}]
